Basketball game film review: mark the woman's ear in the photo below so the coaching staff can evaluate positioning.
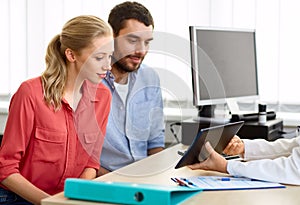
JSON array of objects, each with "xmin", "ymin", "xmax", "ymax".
[{"xmin": 65, "ymin": 48, "xmax": 76, "ymax": 63}]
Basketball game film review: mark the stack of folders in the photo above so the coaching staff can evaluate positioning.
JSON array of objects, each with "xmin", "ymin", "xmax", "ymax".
[{"xmin": 64, "ymin": 178, "xmax": 202, "ymax": 205}]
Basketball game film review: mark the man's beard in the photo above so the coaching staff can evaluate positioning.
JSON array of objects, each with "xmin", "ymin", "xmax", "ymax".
[{"xmin": 113, "ymin": 55, "xmax": 142, "ymax": 73}]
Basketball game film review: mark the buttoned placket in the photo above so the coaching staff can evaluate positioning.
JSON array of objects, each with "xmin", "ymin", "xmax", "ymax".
[
  {"xmin": 105, "ymin": 71, "xmax": 140, "ymax": 160},
  {"xmin": 125, "ymin": 73, "xmax": 136, "ymax": 158},
  {"xmin": 57, "ymin": 103, "xmax": 76, "ymax": 190}
]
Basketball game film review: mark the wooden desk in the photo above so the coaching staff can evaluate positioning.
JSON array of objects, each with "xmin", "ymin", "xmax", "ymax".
[{"xmin": 42, "ymin": 144, "xmax": 300, "ymax": 205}]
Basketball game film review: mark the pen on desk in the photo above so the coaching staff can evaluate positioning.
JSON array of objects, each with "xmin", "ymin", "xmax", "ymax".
[
  {"xmin": 171, "ymin": 177, "xmax": 187, "ymax": 187},
  {"xmin": 217, "ymin": 177, "xmax": 252, "ymax": 181},
  {"xmin": 177, "ymin": 150, "xmax": 186, "ymax": 156},
  {"xmin": 171, "ymin": 177, "xmax": 198, "ymax": 188},
  {"xmin": 181, "ymin": 178, "xmax": 197, "ymax": 187},
  {"xmin": 219, "ymin": 177, "xmax": 231, "ymax": 181}
]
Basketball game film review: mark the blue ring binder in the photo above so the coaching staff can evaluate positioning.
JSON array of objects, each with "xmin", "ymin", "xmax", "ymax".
[{"xmin": 64, "ymin": 178, "xmax": 202, "ymax": 205}]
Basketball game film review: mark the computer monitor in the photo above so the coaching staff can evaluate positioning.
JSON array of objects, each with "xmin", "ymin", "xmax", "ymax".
[{"xmin": 189, "ymin": 26, "xmax": 259, "ymax": 117}]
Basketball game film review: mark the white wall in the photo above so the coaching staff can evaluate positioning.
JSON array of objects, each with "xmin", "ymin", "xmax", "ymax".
[{"xmin": 1, "ymin": 0, "xmax": 300, "ymax": 109}]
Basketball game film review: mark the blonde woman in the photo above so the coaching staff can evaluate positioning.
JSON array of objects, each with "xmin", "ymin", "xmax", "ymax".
[{"xmin": 0, "ymin": 15, "xmax": 113, "ymax": 204}]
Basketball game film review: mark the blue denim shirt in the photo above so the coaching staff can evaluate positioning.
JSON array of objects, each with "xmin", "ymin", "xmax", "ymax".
[{"xmin": 100, "ymin": 64, "xmax": 165, "ymax": 171}]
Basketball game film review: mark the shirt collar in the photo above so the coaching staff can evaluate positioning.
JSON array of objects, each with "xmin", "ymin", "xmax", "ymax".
[
  {"xmin": 104, "ymin": 71, "xmax": 115, "ymax": 89},
  {"xmin": 104, "ymin": 65, "xmax": 144, "ymax": 90},
  {"xmin": 82, "ymin": 80, "xmax": 102, "ymax": 102}
]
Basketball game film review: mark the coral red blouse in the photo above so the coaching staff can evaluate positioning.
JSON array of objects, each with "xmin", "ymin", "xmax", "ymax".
[{"xmin": 0, "ymin": 77, "xmax": 111, "ymax": 195}]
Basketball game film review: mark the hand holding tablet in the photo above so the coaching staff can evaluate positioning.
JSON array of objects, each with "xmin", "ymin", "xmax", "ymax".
[{"xmin": 175, "ymin": 121, "xmax": 244, "ymax": 169}]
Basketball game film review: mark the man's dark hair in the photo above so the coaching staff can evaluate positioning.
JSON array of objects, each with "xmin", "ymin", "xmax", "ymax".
[{"xmin": 108, "ymin": 1, "xmax": 154, "ymax": 36}]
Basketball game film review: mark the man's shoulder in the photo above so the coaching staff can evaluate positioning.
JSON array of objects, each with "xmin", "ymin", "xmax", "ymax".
[
  {"xmin": 139, "ymin": 64, "xmax": 157, "ymax": 73},
  {"xmin": 137, "ymin": 64, "xmax": 160, "ymax": 81}
]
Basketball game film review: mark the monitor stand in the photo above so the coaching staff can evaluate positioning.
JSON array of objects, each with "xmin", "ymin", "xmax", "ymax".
[
  {"xmin": 226, "ymin": 99, "xmax": 240, "ymax": 115},
  {"xmin": 198, "ymin": 105, "xmax": 215, "ymax": 118},
  {"xmin": 193, "ymin": 105, "xmax": 230, "ymax": 124}
]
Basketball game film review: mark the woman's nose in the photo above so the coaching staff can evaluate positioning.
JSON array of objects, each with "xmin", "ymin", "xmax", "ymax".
[{"xmin": 103, "ymin": 64, "xmax": 111, "ymax": 71}]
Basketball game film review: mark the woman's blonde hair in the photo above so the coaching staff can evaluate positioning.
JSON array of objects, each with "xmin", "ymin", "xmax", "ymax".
[{"xmin": 41, "ymin": 15, "xmax": 112, "ymax": 110}]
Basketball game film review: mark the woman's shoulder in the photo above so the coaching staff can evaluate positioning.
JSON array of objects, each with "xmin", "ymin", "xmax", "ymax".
[
  {"xmin": 9, "ymin": 77, "xmax": 43, "ymax": 111},
  {"xmin": 19, "ymin": 76, "xmax": 42, "ymax": 89},
  {"xmin": 16, "ymin": 76, "xmax": 42, "ymax": 95}
]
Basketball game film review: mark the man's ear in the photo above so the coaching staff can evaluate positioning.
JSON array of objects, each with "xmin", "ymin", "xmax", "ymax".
[{"xmin": 65, "ymin": 48, "xmax": 76, "ymax": 63}]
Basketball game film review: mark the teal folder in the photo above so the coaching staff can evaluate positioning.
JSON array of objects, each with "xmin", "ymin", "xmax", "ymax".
[{"xmin": 64, "ymin": 178, "xmax": 202, "ymax": 205}]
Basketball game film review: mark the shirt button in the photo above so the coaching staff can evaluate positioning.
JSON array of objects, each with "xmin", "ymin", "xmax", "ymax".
[{"xmin": 120, "ymin": 106, "xmax": 123, "ymax": 110}]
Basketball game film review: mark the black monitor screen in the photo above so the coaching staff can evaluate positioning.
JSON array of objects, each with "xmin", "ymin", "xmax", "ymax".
[{"xmin": 190, "ymin": 27, "xmax": 259, "ymax": 106}]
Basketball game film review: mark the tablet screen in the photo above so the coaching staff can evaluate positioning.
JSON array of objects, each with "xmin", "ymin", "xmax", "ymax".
[{"xmin": 175, "ymin": 121, "xmax": 244, "ymax": 169}]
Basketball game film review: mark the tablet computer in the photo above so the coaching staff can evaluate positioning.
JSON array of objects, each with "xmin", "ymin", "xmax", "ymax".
[{"xmin": 175, "ymin": 121, "xmax": 244, "ymax": 169}]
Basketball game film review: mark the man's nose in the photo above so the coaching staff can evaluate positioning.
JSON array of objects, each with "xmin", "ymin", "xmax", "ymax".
[{"xmin": 135, "ymin": 42, "xmax": 148, "ymax": 55}]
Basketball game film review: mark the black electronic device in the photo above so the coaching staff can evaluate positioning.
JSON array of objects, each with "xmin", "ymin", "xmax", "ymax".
[
  {"xmin": 189, "ymin": 27, "xmax": 259, "ymax": 117},
  {"xmin": 180, "ymin": 117, "xmax": 228, "ymax": 145},
  {"xmin": 175, "ymin": 121, "xmax": 244, "ymax": 169},
  {"xmin": 231, "ymin": 111, "xmax": 276, "ymax": 122},
  {"xmin": 237, "ymin": 118, "xmax": 283, "ymax": 141}
]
